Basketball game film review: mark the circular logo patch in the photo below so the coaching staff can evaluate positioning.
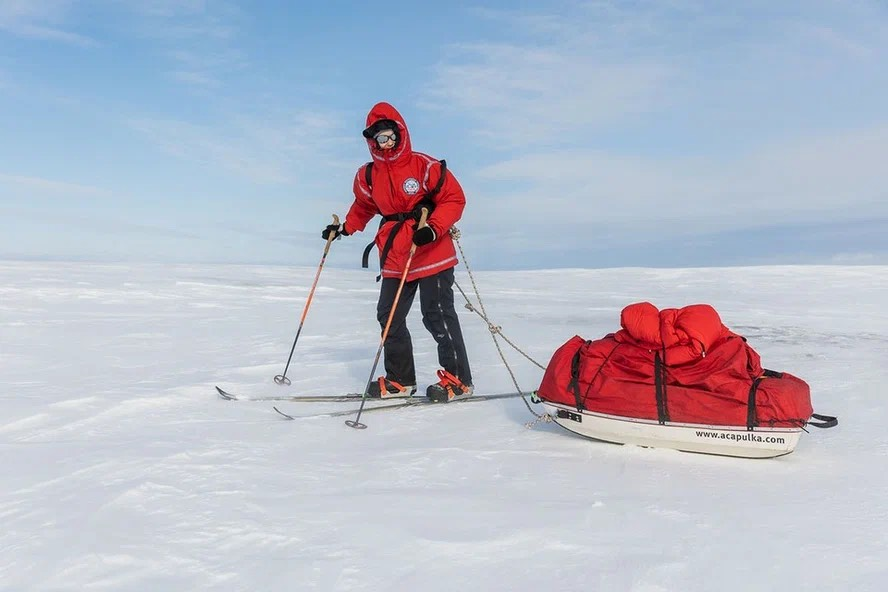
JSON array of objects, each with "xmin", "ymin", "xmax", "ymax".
[{"xmin": 403, "ymin": 178, "xmax": 420, "ymax": 195}]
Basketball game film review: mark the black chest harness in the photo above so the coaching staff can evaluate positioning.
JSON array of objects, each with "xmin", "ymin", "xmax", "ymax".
[{"xmin": 361, "ymin": 159, "xmax": 448, "ymax": 281}]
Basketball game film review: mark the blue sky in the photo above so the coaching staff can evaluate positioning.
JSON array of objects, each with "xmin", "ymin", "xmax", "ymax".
[{"xmin": 1, "ymin": 0, "xmax": 886, "ymax": 269}]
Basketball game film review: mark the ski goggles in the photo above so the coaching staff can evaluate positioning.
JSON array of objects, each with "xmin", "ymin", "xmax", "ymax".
[{"xmin": 374, "ymin": 131, "xmax": 397, "ymax": 145}]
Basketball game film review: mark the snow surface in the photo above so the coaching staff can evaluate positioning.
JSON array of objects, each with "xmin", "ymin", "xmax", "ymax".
[{"xmin": 1, "ymin": 261, "xmax": 885, "ymax": 591}]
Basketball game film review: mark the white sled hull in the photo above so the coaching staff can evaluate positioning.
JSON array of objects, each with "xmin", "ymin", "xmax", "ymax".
[{"xmin": 542, "ymin": 401, "xmax": 802, "ymax": 459}]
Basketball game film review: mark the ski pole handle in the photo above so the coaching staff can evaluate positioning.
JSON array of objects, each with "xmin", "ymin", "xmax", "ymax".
[
  {"xmin": 327, "ymin": 213, "xmax": 341, "ymax": 243},
  {"xmin": 321, "ymin": 213, "xmax": 342, "ymax": 249},
  {"xmin": 409, "ymin": 208, "xmax": 429, "ymax": 256}
]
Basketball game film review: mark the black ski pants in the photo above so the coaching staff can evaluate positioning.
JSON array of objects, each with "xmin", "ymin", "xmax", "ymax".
[{"xmin": 376, "ymin": 267, "xmax": 472, "ymax": 386}]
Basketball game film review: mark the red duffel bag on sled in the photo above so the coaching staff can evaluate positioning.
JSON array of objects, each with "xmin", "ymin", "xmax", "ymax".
[{"xmin": 536, "ymin": 302, "xmax": 837, "ymax": 458}]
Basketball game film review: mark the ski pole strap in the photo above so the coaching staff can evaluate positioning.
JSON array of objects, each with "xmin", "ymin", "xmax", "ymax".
[{"xmin": 808, "ymin": 413, "xmax": 838, "ymax": 429}]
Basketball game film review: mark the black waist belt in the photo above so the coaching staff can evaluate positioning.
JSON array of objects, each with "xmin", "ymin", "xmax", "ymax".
[
  {"xmin": 382, "ymin": 212, "xmax": 412, "ymax": 222},
  {"xmin": 361, "ymin": 214, "xmax": 413, "ymax": 282}
]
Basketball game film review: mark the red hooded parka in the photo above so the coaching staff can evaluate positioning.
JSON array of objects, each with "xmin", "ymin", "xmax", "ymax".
[{"xmin": 344, "ymin": 102, "xmax": 466, "ymax": 281}]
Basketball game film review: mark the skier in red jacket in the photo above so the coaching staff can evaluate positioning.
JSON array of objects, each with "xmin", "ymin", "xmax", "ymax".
[{"xmin": 321, "ymin": 102, "xmax": 473, "ymax": 402}]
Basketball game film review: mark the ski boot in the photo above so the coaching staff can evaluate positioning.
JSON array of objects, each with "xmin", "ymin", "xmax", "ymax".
[
  {"xmin": 426, "ymin": 369, "xmax": 473, "ymax": 403},
  {"xmin": 367, "ymin": 377, "xmax": 417, "ymax": 399}
]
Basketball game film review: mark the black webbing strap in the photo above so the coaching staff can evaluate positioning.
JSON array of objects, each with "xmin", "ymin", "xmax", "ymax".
[
  {"xmin": 567, "ymin": 346, "xmax": 586, "ymax": 411},
  {"xmin": 746, "ymin": 369, "xmax": 786, "ymax": 430},
  {"xmin": 567, "ymin": 340, "xmax": 622, "ymax": 413},
  {"xmin": 361, "ymin": 240, "xmax": 376, "ymax": 275},
  {"xmin": 360, "ymin": 160, "xmax": 449, "ymax": 281},
  {"xmin": 808, "ymin": 413, "xmax": 838, "ymax": 429},
  {"xmin": 654, "ymin": 351, "xmax": 670, "ymax": 424},
  {"xmin": 362, "ymin": 218, "xmax": 402, "ymax": 282},
  {"xmin": 746, "ymin": 376, "xmax": 764, "ymax": 430}
]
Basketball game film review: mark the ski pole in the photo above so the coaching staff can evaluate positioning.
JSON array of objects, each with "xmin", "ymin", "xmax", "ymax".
[
  {"xmin": 346, "ymin": 208, "xmax": 429, "ymax": 429},
  {"xmin": 274, "ymin": 214, "xmax": 340, "ymax": 386}
]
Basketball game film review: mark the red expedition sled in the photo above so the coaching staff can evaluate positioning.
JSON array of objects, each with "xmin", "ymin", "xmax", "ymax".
[{"xmin": 536, "ymin": 302, "xmax": 837, "ymax": 458}]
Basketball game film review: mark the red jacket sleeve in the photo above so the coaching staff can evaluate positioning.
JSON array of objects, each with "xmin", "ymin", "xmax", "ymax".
[
  {"xmin": 425, "ymin": 162, "xmax": 465, "ymax": 238},
  {"xmin": 344, "ymin": 164, "xmax": 379, "ymax": 233}
]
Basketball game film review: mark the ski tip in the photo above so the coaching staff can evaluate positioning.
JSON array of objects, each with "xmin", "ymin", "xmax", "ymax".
[
  {"xmin": 273, "ymin": 406, "xmax": 295, "ymax": 420},
  {"xmin": 215, "ymin": 386, "xmax": 237, "ymax": 400}
]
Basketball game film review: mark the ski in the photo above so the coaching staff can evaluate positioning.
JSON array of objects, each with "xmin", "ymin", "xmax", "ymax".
[
  {"xmin": 216, "ymin": 385, "xmax": 411, "ymax": 403},
  {"xmin": 273, "ymin": 400, "xmax": 416, "ymax": 420},
  {"xmin": 273, "ymin": 391, "xmax": 533, "ymax": 420}
]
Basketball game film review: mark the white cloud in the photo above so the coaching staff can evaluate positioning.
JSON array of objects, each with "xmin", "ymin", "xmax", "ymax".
[
  {"xmin": 799, "ymin": 24, "xmax": 874, "ymax": 59},
  {"xmin": 161, "ymin": 47, "xmax": 248, "ymax": 88},
  {"xmin": 420, "ymin": 3, "xmax": 689, "ymax": 144},
  {"xmin": 0, "ymin": 172, "xmax": 110, "ymax": 199},
  {"xmin": 424, "ymin": 42, "xmax": 672, "ymax": 148},
  {"xmin": 0, "ymin": 0, "xmax": 95, "ymax": 45},
  {"xmin": 127, "ymin": 110, "xmax": 353, "ymax": 185},
  {"xmin": 2, "ymin": 205, "xmax": 203, "ymax": 241},
  {"xmin": 128, "ymin": 118, "xmax": 290, "ymax": 184},
  {"xmin": 828, "ymin": 252, "xmax": 885, "ymax": 264},
  {"xmin": 116, "ymin": 0, "xmax": 245, "ymax": 89},
  {"xmin": 469, "ymin": 124, "xmax": 888, "ymax": 236},
  {"xmin": 423, "ymin": 1, "xmax": 887, "ymax": 146},
  {"xmin": 0, "ymin": 1, "xmax": 244, "ymax": 86},
  {"xmin": 169, "ymin": 69, "xmax": 220, "ymax": 88},
  {"xmin": 120, "ymin": 0, "xmax": 213, "ymax": 19}
]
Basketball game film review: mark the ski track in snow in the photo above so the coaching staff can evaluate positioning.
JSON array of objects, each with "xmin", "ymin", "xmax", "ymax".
[{"xmin": 1, "ymin": 261, "xmax": 886, "ymax": 591}]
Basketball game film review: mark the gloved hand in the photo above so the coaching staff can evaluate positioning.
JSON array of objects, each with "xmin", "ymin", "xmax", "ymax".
[
  {"xmin": 322, "ymin": 223, "xmax": 349, "ymax": 240},
  {"xmin": 412, "ymin": 225, "xmax": 436, "ymax": 246},
  {"xmin": 411, "ymin": 202, "xmax": 434, "ymax": 221}
]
